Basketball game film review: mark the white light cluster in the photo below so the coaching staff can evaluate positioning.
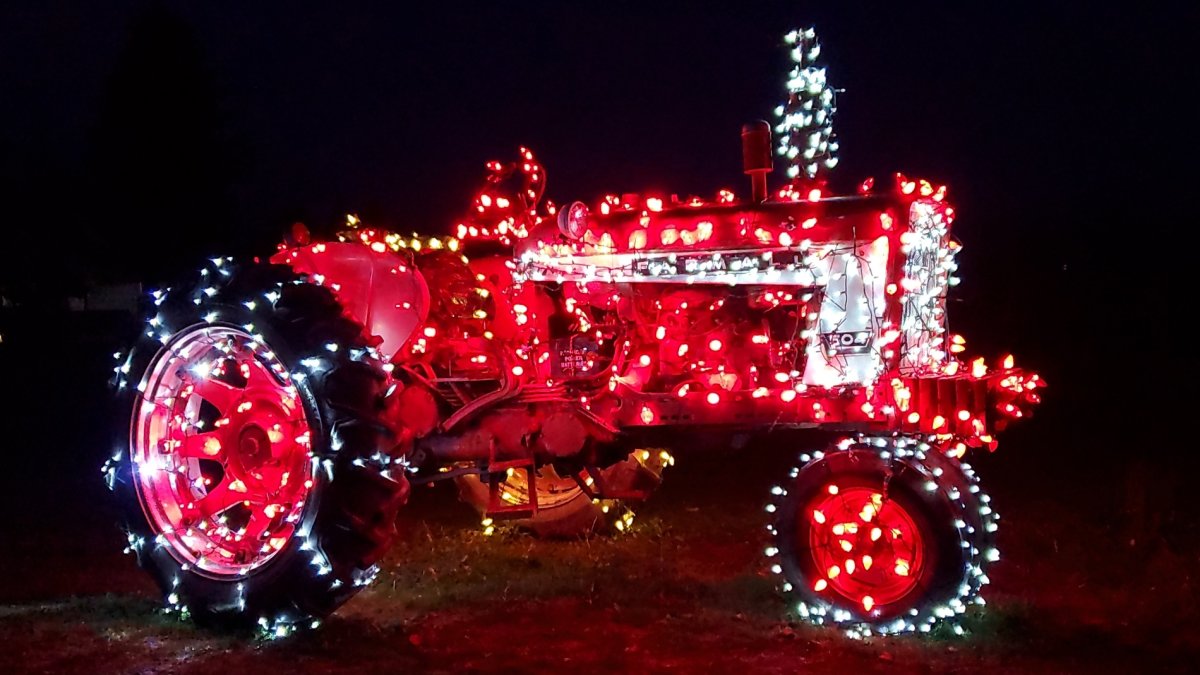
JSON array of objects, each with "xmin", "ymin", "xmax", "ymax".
[
  {"xmin": 257, "ymin": 614, "xmax": 320, "ymax": 640},
  {"xmin": 802, "ymin": 237, "xmax": 890, "ymax": 387},
  {"xmin": 775, "ymin": 28, "xmax": 839, "ymax": 179},
  {"xmin": 898, "ymin": 200, "xmax": 957, "ymax": 375},
  {"xmin": 515, "ymin": 246, "xmax": 824, "ymax": 287}
]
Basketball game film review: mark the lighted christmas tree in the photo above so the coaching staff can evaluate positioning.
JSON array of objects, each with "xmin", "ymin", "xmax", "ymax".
[{"xmin": 774, "ymin": 27, "xmax": 839, "ymax": 181}]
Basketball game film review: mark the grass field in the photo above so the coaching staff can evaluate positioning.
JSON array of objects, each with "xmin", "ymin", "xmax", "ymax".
[{"xmin": 2, "ymin": 429, "xmax": 1197, "ymax": 674}]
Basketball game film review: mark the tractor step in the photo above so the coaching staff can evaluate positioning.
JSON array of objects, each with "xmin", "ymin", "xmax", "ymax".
[{"xmin": 485, "ymin": 461, "xmax": 539, "ymax": 519}]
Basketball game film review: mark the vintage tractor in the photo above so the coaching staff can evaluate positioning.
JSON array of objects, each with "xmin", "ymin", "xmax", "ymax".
[{"xmin": 105, "ymin": 29, "xmax": 1042, "ymax": 638}]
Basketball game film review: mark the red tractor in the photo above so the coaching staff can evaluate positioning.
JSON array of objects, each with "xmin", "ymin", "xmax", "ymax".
[{"xmin": 106, "ymin": 29, "xmax": 1042, "ymax": 638}]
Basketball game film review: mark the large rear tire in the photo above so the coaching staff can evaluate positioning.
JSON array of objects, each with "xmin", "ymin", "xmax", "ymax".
[{"xmin": 105, "ymin": 259, "xmax": 409, "ymax": 634}]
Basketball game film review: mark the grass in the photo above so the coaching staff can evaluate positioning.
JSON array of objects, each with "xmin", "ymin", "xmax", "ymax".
[
  {"xmin": 2, "ymin": 447, "xmax": 1199, "ymax": 673},
  {"xmin": 378, "ymin": 514, "xmax": 744, "ymax": 612}
]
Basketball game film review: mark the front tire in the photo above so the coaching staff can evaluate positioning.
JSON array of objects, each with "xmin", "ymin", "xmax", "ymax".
[
  {"xmin": 768, "ymin": 435, "xmax": 997, "ymax": 636},
  {"xmin": 106, "ymin": 260, "xmax": 409, "ymax": 633}
]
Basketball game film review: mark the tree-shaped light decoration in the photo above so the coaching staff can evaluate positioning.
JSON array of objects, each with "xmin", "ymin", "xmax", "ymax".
[{"xmin": 774, "ymin": 28, "xmax": 840, "ymax": 181}]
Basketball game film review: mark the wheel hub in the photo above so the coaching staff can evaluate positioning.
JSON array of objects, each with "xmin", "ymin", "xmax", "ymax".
[
  {"xmin": 237, "ymin": 424, "xmax": 271, "ymax": 466},
  {"xmin": 804, "ymin": 485, "xmax": 925, "ymax": 613}
]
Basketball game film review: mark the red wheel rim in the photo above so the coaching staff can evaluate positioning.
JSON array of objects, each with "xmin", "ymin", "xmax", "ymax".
[
  {"xmin": 131, "ymin": 325, "xmax": 315, "ymax": 577},
  {"xmin": 803, "ymin": 485, "xmax": 925, "ymax": 613}
]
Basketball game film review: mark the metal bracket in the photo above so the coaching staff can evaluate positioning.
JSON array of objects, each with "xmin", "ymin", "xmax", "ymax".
[{"xmin": 483, "ymin": 433, "xmax": 539, "ymax": 518}]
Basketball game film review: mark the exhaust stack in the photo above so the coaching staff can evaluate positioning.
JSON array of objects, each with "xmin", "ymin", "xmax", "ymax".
[{"xmin": 741, "ymin": 121, "xmax": 773, "ymax": 203}]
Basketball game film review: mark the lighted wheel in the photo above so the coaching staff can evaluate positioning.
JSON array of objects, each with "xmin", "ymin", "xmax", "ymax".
[
  {"xmin": 768, "ymin": 436, "xmax": 997, "ymax": 636},
  {"xmin": 455, "ymin": 449, "xmax": 671, "ymax": 538},
  {"xmin": 106, "ymin": 260, "xmax": 409, "ymax": 633}
]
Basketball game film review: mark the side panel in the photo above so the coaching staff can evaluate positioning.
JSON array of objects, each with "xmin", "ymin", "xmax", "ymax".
[
  {"xmin": 802, "ymin": 235, "xmax": 890, "ymax": 387},
  {"xmin": 271, "ymin": 242, "xmax": 429, "ymax": 360}
]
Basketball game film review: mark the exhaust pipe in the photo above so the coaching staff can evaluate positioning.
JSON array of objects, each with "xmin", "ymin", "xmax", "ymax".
[{"xmin": 741, "ymin": 121, "xmax": 773, "ymax": 203}]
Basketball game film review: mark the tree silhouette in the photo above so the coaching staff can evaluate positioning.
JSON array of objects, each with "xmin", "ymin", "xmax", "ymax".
[{"xmin": 90, "ymin": 4, "xmax": 238, "ymax": 283}]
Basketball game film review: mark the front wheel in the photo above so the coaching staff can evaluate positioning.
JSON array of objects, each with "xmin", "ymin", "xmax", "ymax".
[
  {"xmin": 767, "ymin": 436, "xmax": 997, "ymax": 636},
  {"xmin": 106, "ymin": 261, "xmax": 409, "ymax": 633}
]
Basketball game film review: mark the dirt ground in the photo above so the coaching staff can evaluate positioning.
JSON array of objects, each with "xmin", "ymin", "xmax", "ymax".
[{"xmin": 2, "ymin": 431, "xmax": 1198, "ymax": 674}]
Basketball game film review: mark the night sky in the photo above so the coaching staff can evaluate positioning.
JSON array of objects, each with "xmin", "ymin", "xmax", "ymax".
[
  {"xmin": 1, "ymin": 4, "xmax": 1180, "ymax": 244},
  {"xmin": 0, "ymin": 2, "xmax": 1187, "ymax": 448}
]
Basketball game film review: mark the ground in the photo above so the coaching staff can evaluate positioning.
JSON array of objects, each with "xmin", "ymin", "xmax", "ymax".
[{"xmin": 0, "ymin": 314, "xmax": 1197, "ymax": 674}]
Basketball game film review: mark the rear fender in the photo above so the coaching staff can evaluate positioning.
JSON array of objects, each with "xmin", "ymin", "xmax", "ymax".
[{"xmin": 271, "ymin": 242, "xmax": 429, "ymax": 360}]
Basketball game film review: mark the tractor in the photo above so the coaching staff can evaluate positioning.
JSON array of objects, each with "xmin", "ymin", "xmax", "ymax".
[{"xmin": 105, "ymin": 28, "xmax": 1042, "ymax": 638}]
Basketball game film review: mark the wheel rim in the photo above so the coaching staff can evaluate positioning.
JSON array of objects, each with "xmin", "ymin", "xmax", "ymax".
[
  {"xmin": 803, "ymin": 485, "xmax": 925, "ymax": 613},
  {"xmin": 131, "ymin": 325, "xmax": 315, "ymax": 578}
]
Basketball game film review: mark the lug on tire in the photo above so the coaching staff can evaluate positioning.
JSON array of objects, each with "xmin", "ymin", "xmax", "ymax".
[
  {"xmin": 767, "ymin": 435, "xmax": 997, "ymax": 637},
  {"xmin": 105, "ymin": 259, "xmax": 410, "ymax": 634}
]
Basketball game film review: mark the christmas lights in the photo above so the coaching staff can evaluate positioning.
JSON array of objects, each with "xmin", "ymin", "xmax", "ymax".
[
  {"xmin": 776, "ymin": 28, "xmax": 839, "ymax": 180},
  {"xmin": 108, "ymin": 258, "xmax": 408, "ymax": 633},
  {"xmin": 766, "ymin": 435, "xmax": 998, "ymax": 637},
  {"xmin": 106, "ymin": 26, "xmax": 1042, "ymax": 637}
]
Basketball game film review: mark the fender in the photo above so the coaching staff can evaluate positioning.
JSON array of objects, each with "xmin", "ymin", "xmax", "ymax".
[{"xmin": 271, "ymin": 242, "xmax": 429, "ymax": 360}]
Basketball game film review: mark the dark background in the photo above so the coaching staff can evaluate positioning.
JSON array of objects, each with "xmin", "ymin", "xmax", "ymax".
[
  {"xmin": 0, "ymin": 2, "xmax": 1193, "ymax": 669},
  {"xmin": 1, "ymin": 0, "xmax": 1189, "ymax": 473}
]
